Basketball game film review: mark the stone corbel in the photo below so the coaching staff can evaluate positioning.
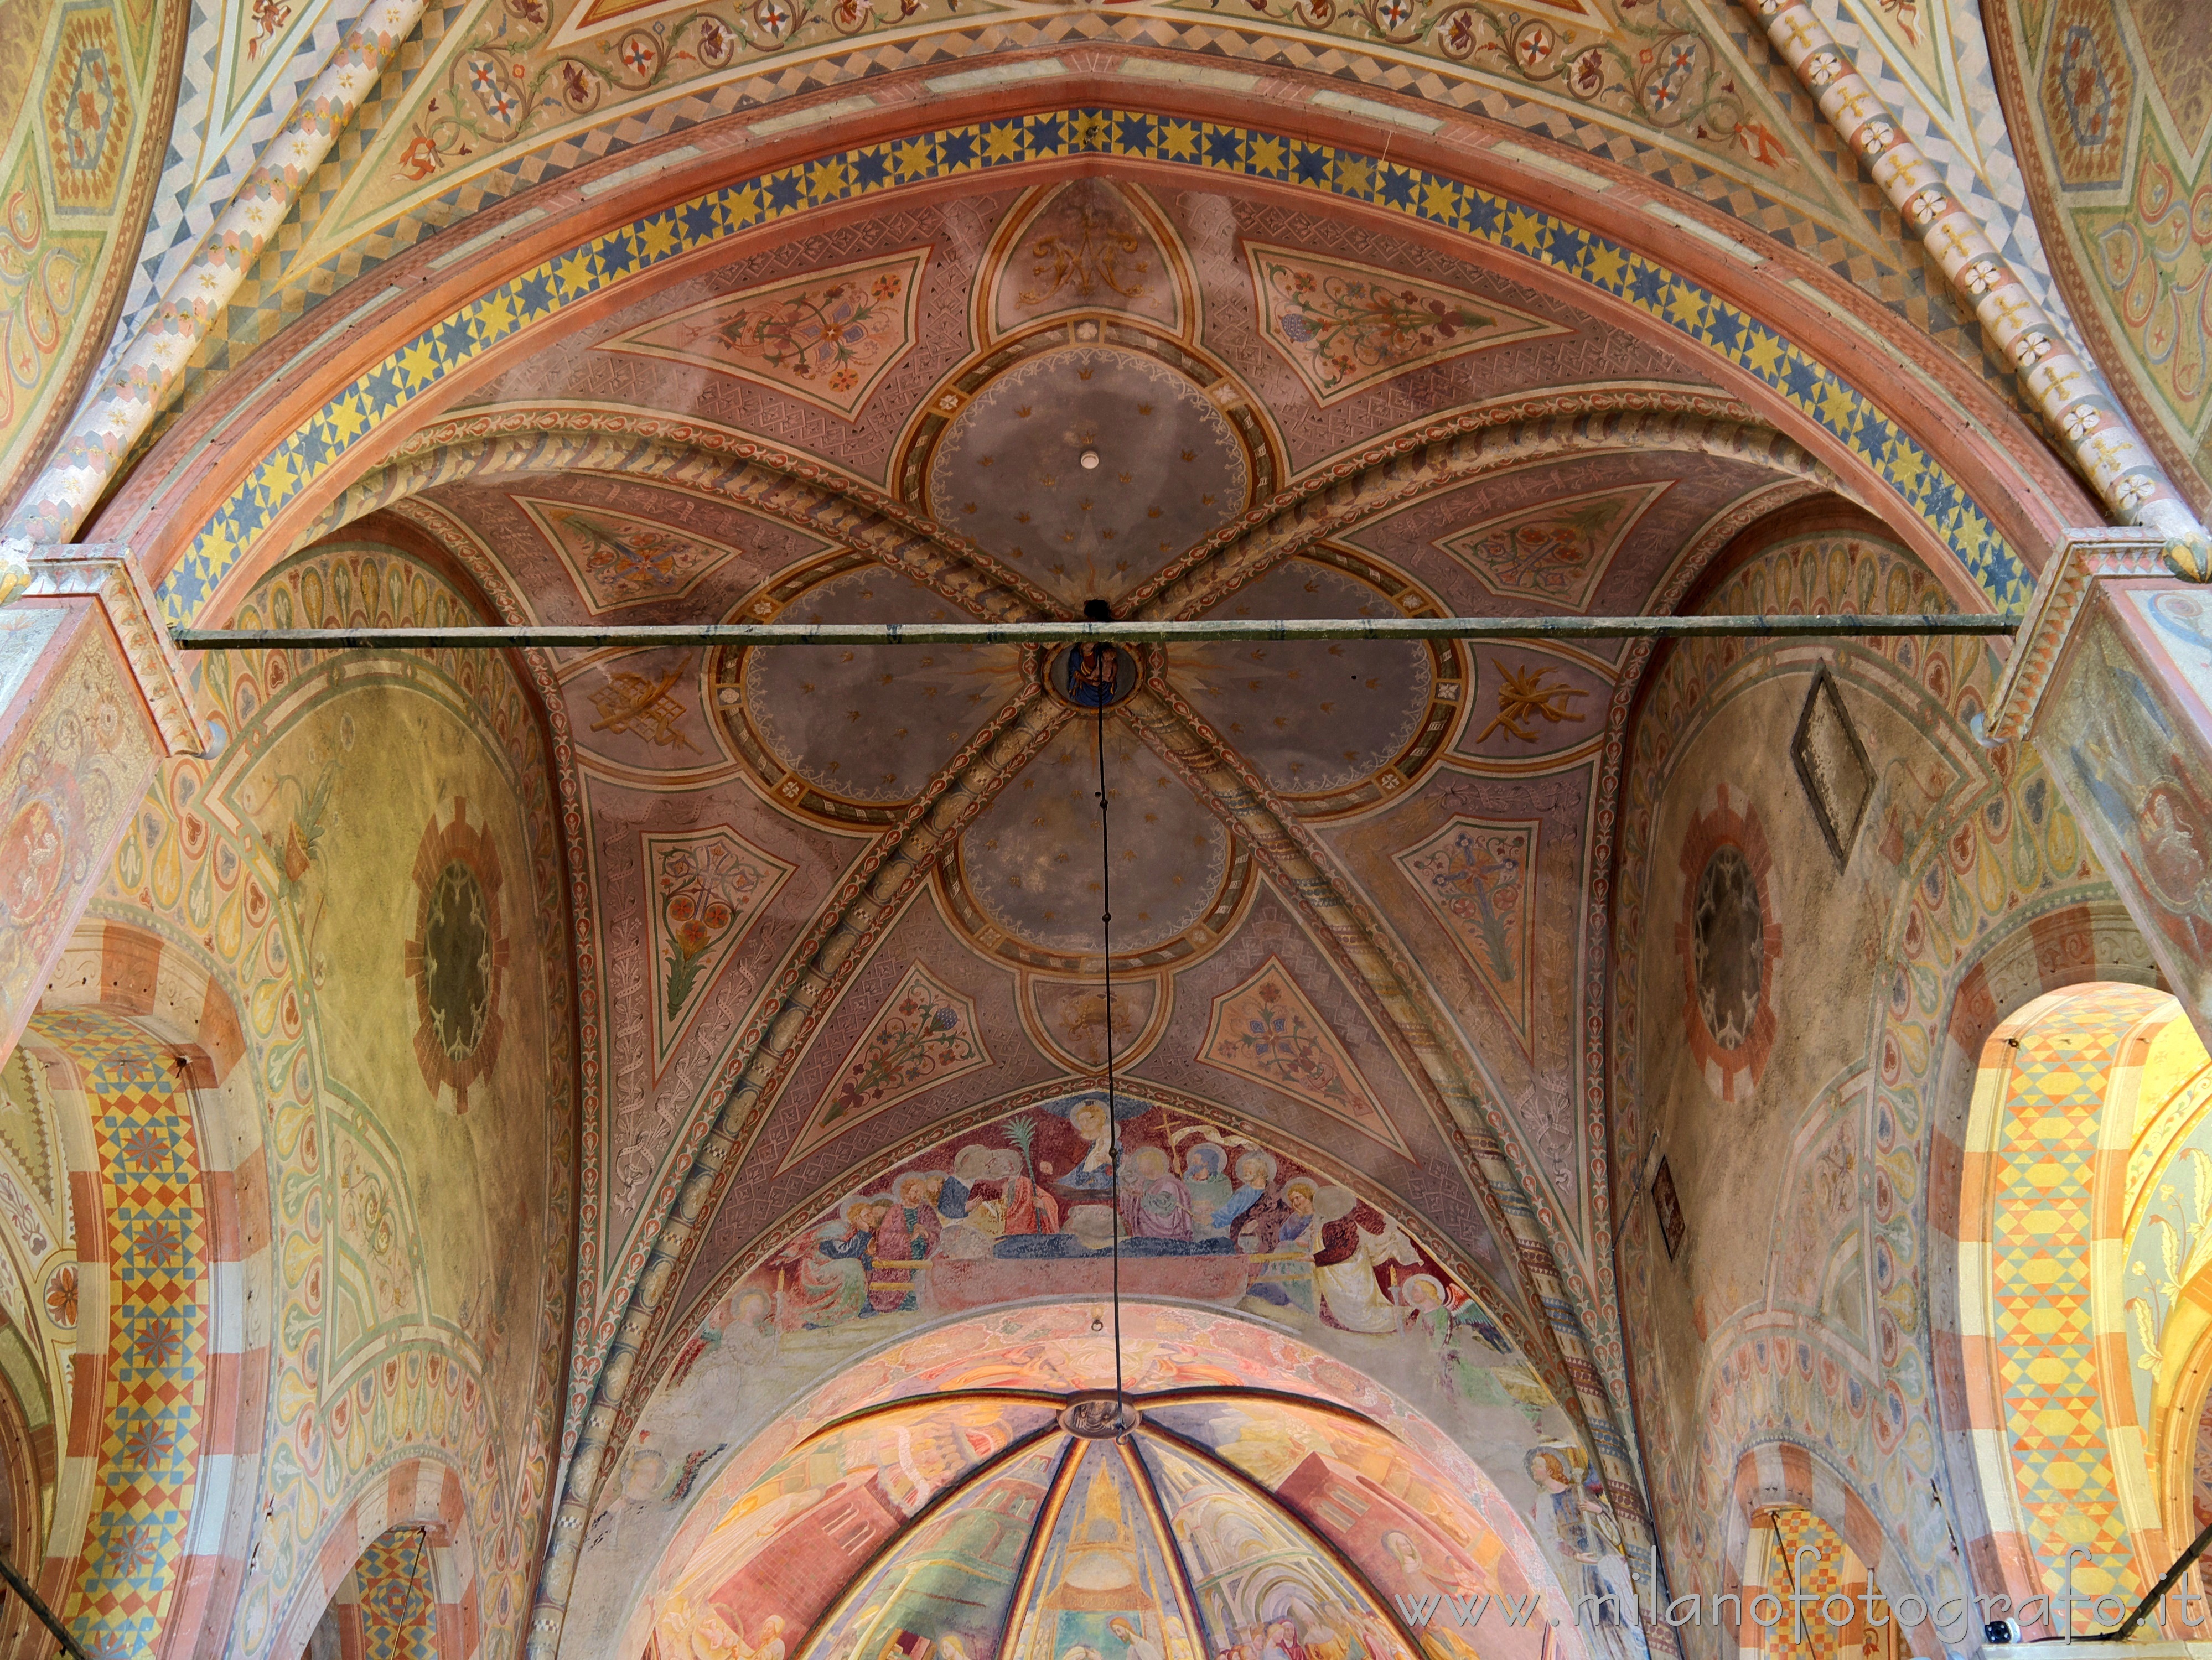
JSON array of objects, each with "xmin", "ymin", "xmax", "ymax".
[
  {"xmin": 1985, "ymin": 528, "xmax": 2171, "ymax": 745},
  {"xmin": 18, "ymin": 542, "xmax": 206, "ymax": 756}
]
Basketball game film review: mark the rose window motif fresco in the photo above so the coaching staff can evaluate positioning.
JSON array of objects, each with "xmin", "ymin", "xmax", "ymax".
[
  {"xmin": 1675, "ymin": 789, "xmax": 1780, "ymax": 1103},
  {"xmin": 403, "ymin": 801, "xmax": 510, "ymax": 1112}
]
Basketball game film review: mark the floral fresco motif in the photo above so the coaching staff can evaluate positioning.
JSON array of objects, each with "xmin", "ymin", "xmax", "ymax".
[
  {"xmin": 2040, "ymin": 0, "xmax": 2133, "ymax": 187},
  {"xmin": 1674, "ymin": 787, "xmax": 1780, "ymax": 1103},
  {"xmin": 1201, "ymin": 957, "xmax": 1410, "ymax": 1155},
  {"xmin": 645, "ymin": 827, "xmax": 792, "ymax": 1066},
  {"xmin": 515, "ymin": 496, "xmax": 742, "ymax": 611},
  {"xmin": 43, "ymin": 5, "xmax": 129, "ymax": 209},
  {"xmin": 780, "ymin": 963, "xmax": 990, "ymax": 1170},
  {"xmin": 1436, "ymin": 483, "xmax": 1670, "ymax": 611},
  {"xmin": 599, "ymin": 249, "xmax": 929, "ymax": 419},
  {"xmin": 2080, "ymin": 117, "xmax": 2212, "ymax": 435},
  {"xmin": 1245, "ymin": 243, "xmax": 1561, "ymax": 406},
  {"xmin": 1396, "ymin": 817, "xmax": 1537, "ymax": 1044}
]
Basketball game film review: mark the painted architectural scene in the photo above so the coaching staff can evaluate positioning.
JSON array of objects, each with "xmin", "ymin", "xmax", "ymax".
[{"xmin": 6, "ymin": 1, "xmax": 2212, "ymax": 1660}]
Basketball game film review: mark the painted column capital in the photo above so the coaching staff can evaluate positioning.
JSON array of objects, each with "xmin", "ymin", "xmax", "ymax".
[
  {"xmin": 1987, "ymin": 530, "xmax": 2170, "ymax": 744},
  {"xmin": 19, "ymin": 544, "xmax": 204, "ymax": 757}
]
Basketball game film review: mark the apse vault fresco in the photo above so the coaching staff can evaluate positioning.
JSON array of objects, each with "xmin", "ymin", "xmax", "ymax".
[{"xmin": 8, "ymin": 0, "xmax": 2212, "ymax": 1656}]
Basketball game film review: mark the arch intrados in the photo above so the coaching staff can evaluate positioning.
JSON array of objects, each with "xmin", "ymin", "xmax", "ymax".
[
  {"xmin": 274, "ymin": 1499, "xmax": 479, "ymax": 1660},
  {"xmin": 600, "ymin": 1298, "xmax": 1573, "ymax": 1660},
  {"xmin": 106, "ymin": 76, "xmax": 2073, "ymax": 627},
  {"xmin": 1722, "ymin": 1444, "xmax": 1938, "ymax": 1660}
]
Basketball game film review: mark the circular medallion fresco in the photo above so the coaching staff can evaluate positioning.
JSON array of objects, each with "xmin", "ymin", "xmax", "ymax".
[
  {"xmin": 1690, "ymin": 845, "xmax": 1761, "ymax": 1050},
  {"xmin": 1177, "ymin": 558, "xmax": 1449, "ymax": 804},
  {"xmin": 1674, "ymin": 788, "xmax": 1779, "ymax": 1103},
  {"xmin": 941, "ymin": 728, "xmax": 1249, "ymax": 971},
  {"xmin": 423, "ymin": 860, "xmax": 495, "ymax": 1059},
  {"xmin": 924, "ymin": 344, "xmax": 1251, "ymax": 609},
  {"xmin": 1046, "ymin": 640, "xmax": 1139, "ymax": 710},
  {"xmin": 727, "ymin": 563, "xmax": 1026, "ymax": 815},
  {"xmin": 403, "ymin": 801, "xmax": 509, "ymax": 1113}
]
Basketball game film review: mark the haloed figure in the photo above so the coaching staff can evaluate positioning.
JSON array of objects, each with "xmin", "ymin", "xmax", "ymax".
[{"xmin": 1068, "ymin": 641, "xmax": 1123, "ymax": 707}]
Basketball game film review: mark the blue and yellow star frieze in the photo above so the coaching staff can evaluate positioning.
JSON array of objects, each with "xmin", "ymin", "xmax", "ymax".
[{"xmin": 158, "ymin": 108, "xmax": 2031, "ymax": 622}]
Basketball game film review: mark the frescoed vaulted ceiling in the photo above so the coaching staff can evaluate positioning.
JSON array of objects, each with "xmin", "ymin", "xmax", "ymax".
[{"xmin": 6, "ymin": 0, "xmax": 2203, "ymax": 1652}]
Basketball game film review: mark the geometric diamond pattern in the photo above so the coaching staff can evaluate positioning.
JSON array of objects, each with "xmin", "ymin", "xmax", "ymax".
[
  {"xmin": 357, "ymin": 1527, "xmax": 436, "ymax": 1660},
  {"xmin": 31, "ymin": 1009, "xmax": 208, "ymax": 1660},
  {"xmin": 1988, "ymin": 982, "xmax": 2168, "ymax": 1602},
  {"xmin": 155, "ymin": 109, "xmax": 2031, "ymax": 628},
  {"xmin": 1767, "ymin": 1508, "xmax": 1848, "ymax": 1660}
]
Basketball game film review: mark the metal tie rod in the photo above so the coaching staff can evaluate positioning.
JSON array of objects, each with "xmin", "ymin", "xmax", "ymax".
[{"xmin": 170, "ymin": 614, "xmax": 2021, "ymax": 650}]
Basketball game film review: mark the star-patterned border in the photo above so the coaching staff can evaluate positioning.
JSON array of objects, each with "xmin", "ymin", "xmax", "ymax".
[{"xmin": 158, "ymin": 107, "xmax": 2032, "ymax": 625}]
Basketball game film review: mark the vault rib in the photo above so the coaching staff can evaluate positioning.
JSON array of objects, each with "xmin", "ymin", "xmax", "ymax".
[
  {"xmin": 288, "ymin": 412, "xmax": 1068, "ymax": 626},
  {"xmin": 1129, "ymin": 410, "xmax": 1839, "ymax": 625},
  {"xmin": 1110, "ymin": 680, "xmax": 1655, "ymax": 1570},
  {"xmin": 535, "ymin": 679, "xmax": 1071, "ymax": 1645}
]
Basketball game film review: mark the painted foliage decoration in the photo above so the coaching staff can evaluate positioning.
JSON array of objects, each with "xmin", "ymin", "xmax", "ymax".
[
  {"xmin": 1437, "ymin": 483, "xmax": 1670, "ymax": 610},
  {"xmin": 516, "ymin": 496, "xmax": 742, "ymax": 611},
  {"xmin": 599, "ymin": 249, "xmax": 929, "ymax": 419},
  {"xmin": 1202, "ymin": 958, "xmax": 1411, "ymax": 1155},
  {"xmin": 780, "ymin": 963, "xmax": 990, "ymax": 1169},
  {"xmin": 646, "ymin": 826, "xmax": 793, "ymax": 1066},
  {"xmin": 1396, "ymin": 816, "xmax": 1538, "ymax": 1044},
  {"xmin": 403, "ymin": 800, "xmax": 510, "ymax": 1113},
  {"xmin": 1245, "ymin": 242, "xmax": 1562, "ymax": 405}
]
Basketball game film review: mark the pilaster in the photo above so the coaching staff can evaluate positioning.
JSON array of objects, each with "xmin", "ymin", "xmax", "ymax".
[
  {"xmin": 0, "ymin": 547, "xmax": 202, "ymax": 1057},
  {"xmin": 1993, "ymin": 533, "xmax": 2212, "ymax": 1034}
]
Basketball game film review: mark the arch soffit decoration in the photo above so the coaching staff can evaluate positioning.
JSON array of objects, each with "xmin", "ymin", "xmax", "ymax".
[
  {"xmin": 25, "ymin": 920, "xmax": 266, "ymax": 1660},
  {"xmin": 106, "ymin": 82, "xmax": 2076, "ymax": 630},
  {"xmin": 271, "ymin": 1461, "xmax": 485, "ymax": 1660},
  {"xmin": 1722, "ymin": 1443, "xmax": 1943, "ymax": 1659},
  {"xmin": 1955, "ymin": 982, "xmax": 2180, "ymax": 1617}
]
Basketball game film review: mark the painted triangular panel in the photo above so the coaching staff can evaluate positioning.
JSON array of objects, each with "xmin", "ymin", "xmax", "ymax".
[
  {"xmin": 1199, "ymin": 956, "xmax": 1412, "ymax": 1156},
  {"xmin": 515, "ymin": 495, "xmax": 746, "ymax": 614},
  {"xmin": 780, "ymin": 963, "xmax": 992, "ymax": 1170},
  {"xmin": 1393, "ymin": 816, "xmax": 1538, "ymax": 1047},
  {"xmin": 1245, "ymin": 241, "xmax": 1567, "ymax": 406},
  {"xmin": 988, "ymin": 179, "xmax": 1186, "ymax": 338},
  {"xmin": 644, "ymin": 827, "xmax": 795, "ymax": 1069},
  {"xmin": 1436, "ymin": 480, "xmax": 1670, "ymax": 611},
  {"xmin": 598, "ymin": 248, "xmax": 929, "ymax": 420}
]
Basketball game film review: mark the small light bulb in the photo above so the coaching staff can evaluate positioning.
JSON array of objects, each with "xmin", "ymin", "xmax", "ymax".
[{"xmin": 1080, "ymin": 449, "xmax": 1101, "ymax": 470}]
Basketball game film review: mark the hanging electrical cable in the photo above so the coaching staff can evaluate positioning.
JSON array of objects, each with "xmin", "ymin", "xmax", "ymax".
[{"xmin": 1091, "ymin": 663, "xmax": 1125, "ymax": 1428}]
